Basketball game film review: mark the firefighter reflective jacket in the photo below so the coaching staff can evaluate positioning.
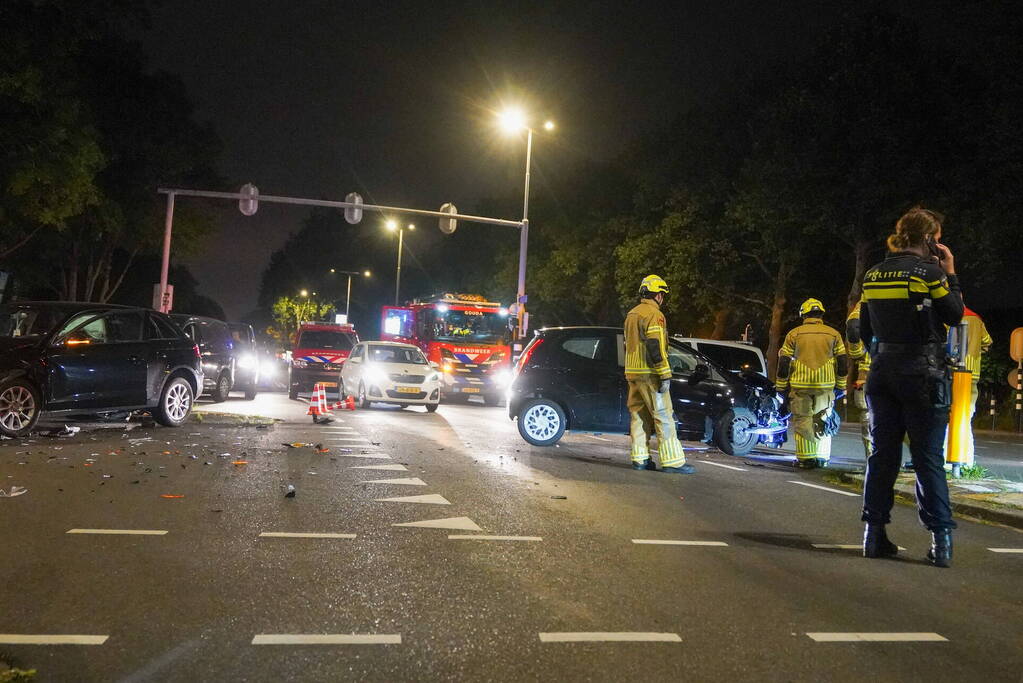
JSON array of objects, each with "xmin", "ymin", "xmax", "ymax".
[
  {"xmin": 846, "ymin": 299, "xmax": 872, "ymax": 373},
  {"xmin": 963, "ymin": 307, "xmax": 992, "ymax": 381},
  {"xmin": 776, "ymin": 317, "xmax": 848, "ymax": 390},
  {"xmin": 624, "ymin": 299, "xmax": 672, "ymax": 380}
]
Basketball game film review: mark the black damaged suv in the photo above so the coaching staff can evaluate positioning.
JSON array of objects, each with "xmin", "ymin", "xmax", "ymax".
[
  {"xmin": 508, "ymin": 326, "xmax": 788, "ymax": 455},
  {"xmin": 0, "ymin": 302, "xmax": 202, "ymax": 437}
]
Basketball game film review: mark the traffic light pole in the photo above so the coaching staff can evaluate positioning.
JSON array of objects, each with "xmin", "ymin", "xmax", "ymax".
[{"xmin": 155, "ymin": 187, "xmax": 525, "ymax": 317}]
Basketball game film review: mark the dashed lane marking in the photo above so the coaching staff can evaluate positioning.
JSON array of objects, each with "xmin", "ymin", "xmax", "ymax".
[
  {"xmin": 631, "ymin": 539, "xmax": 728, "ymax": 546},
  {"xmin": 66, "ymin": 529, "xmax": 167, "ymax": 536},
  {"xmin": 0, "ymin": 634, "xmax": 109, "ymax": 645},
  {"xmin": 539, "ymin": 632, "xmax": 681, "ymax": 643},
  {"xmin": 700, "ymin": 460, "xmax": 748, "ymax": 472},
  {"xmin": 393, "ymin": 516, "xmax": 483, "ymax": 531},
  {"xmin": 350, "ymin": 464, "xmax": 408, "ymax": 471},
  {"xmin": 258, "ymin": 532, "xmax": 356, "ymax": 539},
  {"xmin": 375, "ymin": 494, "xmax": 451, "ymax": 505},
  {"xmin": 787, "ymin": 481, "xmax": 859, "ymax": 497},
  {"xmin": 448, "ymin": 535, "xmax": 542, "ymax": 541},
  {"xmin": 362, "ymin": 477, "xmax": 427, "ymax": 486},
  {"xmin": 332, "ymin": 453, "xmax": 392, "ymax": 459},
  {"xmin": 252, "ymin": 634, "xmax": 401, "ymax": 645},
  {"xmin": 812, "ymin": 544, "xmax": 906, "ymax": 550},
  {"xmin": 988, "ymin": 548, "xmax": 1023, "ymax": 553},
  {"xmin": 806, "ymin": 633, "xmax": 947, "ymax": 642}
]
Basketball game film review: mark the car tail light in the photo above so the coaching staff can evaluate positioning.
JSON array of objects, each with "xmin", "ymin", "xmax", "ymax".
[
  {"xmin": 192, "ymin": 344, "xmax": 201, "ymax": 359},
  {"xmin": 514, "ymin": 338, "xmax": 544, "ymax": 375}
]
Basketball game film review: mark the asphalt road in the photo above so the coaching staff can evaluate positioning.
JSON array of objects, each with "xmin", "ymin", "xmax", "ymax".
[{"xmin": 1, "ymin": 391, "xmax": 1021, "ymax": 681}]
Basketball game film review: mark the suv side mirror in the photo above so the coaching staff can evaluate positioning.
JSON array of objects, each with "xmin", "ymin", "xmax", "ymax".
[
  {"xmin": 64, "ymin": 332, "xmax": 93, "ymax": 347},
  {"xmin": 688, "ymin": 363, "xmax": 710, "ymax": 385}
]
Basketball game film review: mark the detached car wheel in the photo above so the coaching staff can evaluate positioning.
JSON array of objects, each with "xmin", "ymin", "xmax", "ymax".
[
  {"xmin": 517, "ymin": 398, "xmax": 567, "ymax": 446},
  {"xmin": 210, "ymin": 373, "xmax": 232, "ymax": 403},
  {"xmin": 0, "ymin": 379, "xmax": 41, "ymax": 438},
  {"xmin": 155, "ymin": 377, "xmax": 194, "ymax": 428},
  {"xmin": 714, "ymin": 407, "xmax": 758, "ymax": 456}
]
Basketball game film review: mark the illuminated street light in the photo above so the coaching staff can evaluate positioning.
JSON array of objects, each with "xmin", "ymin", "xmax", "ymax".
[
  {"xmin": 498, "ymin": 107, "xmax": 527, "ymax": 134},
  {"xmin": 328, "ymin": 268, "xmax": 372, "ymax": 321},
  {"xmin": 299, "ymin": 289, "xmax": 308, "ymax": 298},
  {"xmin": 494, "ymin": 105, "xmax": 556, "ymax": 347},
  {"xmin": 386, "ymin": 219, "xmax": 398, "ymax": 231}
]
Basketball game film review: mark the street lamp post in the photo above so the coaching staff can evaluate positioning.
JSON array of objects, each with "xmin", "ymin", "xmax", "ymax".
[
  {"xmin": 386, "ymin": 220, "xmax": 414, "ymax": 306},
  {"xmin": 330, "ymin": 268, "xmax": 372, "ymax": 320},
  {"xmin": 498, "ymin": 109, "xmax": 554, "ymax": 349}
]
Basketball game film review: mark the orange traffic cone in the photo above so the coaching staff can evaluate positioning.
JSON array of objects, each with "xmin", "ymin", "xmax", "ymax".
[
  {"xmin": 307, "ymin": 383, "xmax": 334, "ymax": 422},
  {"xmin": 333, "ymin": 395, "xmax": 356, "ymax": 411}
]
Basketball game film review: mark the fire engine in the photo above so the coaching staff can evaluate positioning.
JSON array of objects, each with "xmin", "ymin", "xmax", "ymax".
[{"xmin": 381, "ymin": 294, "xmax": 513, "ymax": 405}]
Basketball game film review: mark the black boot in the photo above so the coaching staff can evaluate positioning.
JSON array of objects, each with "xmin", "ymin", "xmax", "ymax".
[
  {"xmin": 927, "ymin": 529, "xmax": 953, "ymax": 568},
  {"xmin": 863, "ymin": 524, "xmax": 899, "ymax": 558}
]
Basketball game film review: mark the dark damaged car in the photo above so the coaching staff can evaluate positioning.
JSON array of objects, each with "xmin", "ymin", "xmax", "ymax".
[
  {"xmin": 0, "ymin": 302, "xmax": 202, "ymax": 437},
  {"xmin": 508, "ymin": 326, "xmax": 787, "ymax": 456}
]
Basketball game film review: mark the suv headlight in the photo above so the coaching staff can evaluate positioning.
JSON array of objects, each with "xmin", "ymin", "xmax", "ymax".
[{"xmin": 238, "ymin": 353, "xmax": 257, "ymax": 369}]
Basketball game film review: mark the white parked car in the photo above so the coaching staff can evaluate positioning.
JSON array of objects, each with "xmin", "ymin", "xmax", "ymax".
[{"xmin": 340, "ymin": 341, "xmax": 441, "ymax": 412}]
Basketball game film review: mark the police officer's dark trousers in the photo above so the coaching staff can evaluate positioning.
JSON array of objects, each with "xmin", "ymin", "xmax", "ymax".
[{"xmin": 862, "ymin": 353, "xmax": 955, "ymax": 531}]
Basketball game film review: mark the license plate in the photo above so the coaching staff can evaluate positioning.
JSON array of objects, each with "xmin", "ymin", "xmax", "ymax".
[
  {"xmin": 322, "ymin": 382, "xmax": 337, "ymax": 387},
  {"xmin": 396, "ymin": 386, "xmax": 419, "ymax": 394},
  {"xmin": 460, "ymin": 387, "xmax": 480, "ymax": 393}
]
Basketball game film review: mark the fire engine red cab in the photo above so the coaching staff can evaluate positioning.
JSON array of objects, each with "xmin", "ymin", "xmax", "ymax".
[
  {"xmin": 288, "ymin": 321, "xmax": 359, "ymax": 399},
  {"xmin": 381, "ymin": 294, "xmax": 512, "ymax": 405}
]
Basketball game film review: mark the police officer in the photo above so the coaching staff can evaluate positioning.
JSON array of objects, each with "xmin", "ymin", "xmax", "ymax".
[
  {"xmin": 846, "ymin": 298, "xmax": 872, "ymax": 460},
  {"xmin": 860, "ymin": 207, "xmax": 964, "ymax": 567},
  {"xmin": 623, "ymin": 275, "xmax": 694, "ymax": 474},
  {"xmin": 776, "ymin": 298, "xmax": 848, "ymax": 468}
]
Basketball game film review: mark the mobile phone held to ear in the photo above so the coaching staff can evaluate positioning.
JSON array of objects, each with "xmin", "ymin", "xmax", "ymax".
[{"xmin": 927, "ymin": 236, "xmax": 942, "ymax": 260}]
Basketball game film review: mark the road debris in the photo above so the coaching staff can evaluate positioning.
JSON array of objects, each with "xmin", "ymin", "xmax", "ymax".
[
  {"xmin": 231, "ymin": 460, "xmax": 249, "ymax": 465},
  {"xmin": 0, "ymin": 486, "xmax": 28, "ymax": 498},
  {"xmin": 550, "ymin": 495, "xmax": 567, "ymax": 500},
  {"xmin": 282, "ymin": 442, "xmax": 312, "ymax": 448},
  {"xmin": 47, "ymin": 425, "xmax": 81, "ymax": 437},
  {"xmin": 284, "ymin": 484, "xmax": 296, "ymax": 498},
  {"xmin": 160, "ymin": 494, "xmax": 185, "ymax": 499}
]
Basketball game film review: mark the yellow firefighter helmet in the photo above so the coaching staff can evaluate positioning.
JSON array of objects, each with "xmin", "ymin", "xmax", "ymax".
[
  {"xmin": 639, "ymin": 274, "xmax": 669, "ymax": 295},
  {"xmin": 799, "ymin": 298, "xmax": 825, "ymax": 316}
]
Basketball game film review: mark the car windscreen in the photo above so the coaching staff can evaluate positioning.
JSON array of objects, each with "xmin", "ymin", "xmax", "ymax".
[
  {"xmin": 0, "ymin": 306, "xmax": 76, "ymax": 338},
  {"xmin": 368, "ymin": 345, "xmax": 428, "ymax": 364},
  {"xmin": 422, "ymin": 309, "xmax": 509, "ymax": 344},
  {"xmin": 296, "ymin": 330, "xmax": 354, "ymax": 351},
  {"xmin": 696, "ymin": 344, "xmax": 764, "ymax": 374},
  {"xmin": 666, "ymin": 341, "xmax": 728, "ymax": 382}
]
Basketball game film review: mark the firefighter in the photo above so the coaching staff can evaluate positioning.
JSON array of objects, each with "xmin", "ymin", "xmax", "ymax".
[
  {"xmin": 959, "ymin": 305, "xmax": 992, "ymax": 465},
  {"xmin": 860, "ymin": 207, "xmax": 964, "ymax": 568},
  {"xmin": 776, "ymin": 298, "xmax": 848, "ymax": 469},
  {"xmin": 623, "ymin": 274, "xmax": 694, "ymax": 474},
  {"xmin": 846, "ymin": 298, "xmax": 872, "ymax": 459}
]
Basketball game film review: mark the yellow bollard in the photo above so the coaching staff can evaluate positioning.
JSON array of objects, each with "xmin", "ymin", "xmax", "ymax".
[{"xmin": 946, "ymin": 369, "xmax": 973, "ymax": 469}]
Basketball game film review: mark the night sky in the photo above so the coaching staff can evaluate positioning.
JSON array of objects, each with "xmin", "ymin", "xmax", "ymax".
[{"xmin": 140, "ymin": 0, "xmax": 939, "ymax": 319}]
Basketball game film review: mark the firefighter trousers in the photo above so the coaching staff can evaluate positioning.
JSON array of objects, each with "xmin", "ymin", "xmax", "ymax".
[
  {"xmin": 853, "ymin": 380, "xmax": 871, "ymax": 459},
  {"xmin": 627, "ymin": 377, "xmax": 686, "ymax": 468},
  {"xmin": 790, "ymin": 388, "xmax": 834, "ymax": 462}
]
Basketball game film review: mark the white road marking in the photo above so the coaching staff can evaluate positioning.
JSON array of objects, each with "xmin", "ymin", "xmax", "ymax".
[
  {"xmin": 988, "ymin": 548, "xmax": 1023, "ymax": 553},
  {"xmin": 539, "ymin": 632, "xmax": 681, "ymax": 643},
  {"xmin": 448, "ymin": 535, "xmax": 542, "ymax": 541},
  {"xmin": 350, "ymin": 464, "xmax": 408, "ymax": 471},
  {"xmin": 66, "ymin": 529, "xmax": 167, "ymax": 536},
  {"xmin": 252, "ymin": 634, "xmax": 401, "ymax": 645},
  {"xmin": 393, "ymin": 516, "xmax": 483, "ymax": 531},
  {"xmin": 258, "ymin": 532, "xmax": 356, "ymax": 539},
  {"xmin": 700, "ymin": 460, "xmax": 748, "ymax": 472},
  {"xmin": 787, "ymin": 481, "xmax": 859, "ymax": 497},
  {"xmin": 332, "ymin": 453, "xmax": 391, "ymax": 459},
  {"xmin": 812, "ymin": 544, "xmax": 906, "ymax": 550},
  {"xmin": 631, "ymin": 539, "xmax": 728, "ymax": 546},
  {"xmin": 806, "ymin": 632, "xmax": 947, "ymax": 642},
  {"xmin": 328, "ymin": 438, "xmax": 374, "ymax": 442},
  {"xmin": 362, "ymin": 477, "xmax": 427, "ymax": 486},
  {"xmin": 0, "ymin": 634, "xmax": 109, "ymax": 645},
  {"xmin": 375, "ymin": 494, "xmax": 451, "ymax": 505}
]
